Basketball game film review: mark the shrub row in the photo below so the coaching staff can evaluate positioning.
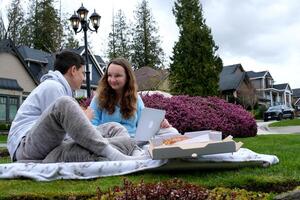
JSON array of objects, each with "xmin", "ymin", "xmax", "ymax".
[
  {"xmin": 0, "ymin": 123, "xmax": 10, "ymax": 131},
  {"xmin": 95, "ymin": 178, "xmax": 270, "ymax": 199},
  {"xmin": 76, "ymin": 96, "xmax": 93, "ymax": 108},
  {"xmin": 141, "ymin": 94, "xmax": 257, "ymax": 138}
]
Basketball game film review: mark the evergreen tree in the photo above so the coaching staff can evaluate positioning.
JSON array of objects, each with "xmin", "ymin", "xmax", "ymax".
[
  {"xmin": 63, "ymin": 29, "xmax": 80, "ymax": 50},
  {"xmin": 58, "ymin": 0, "xmax": 79, "ymax": 50},
  {"xmin": 0, "ymin": 12, "xmax": 5, "ymax": 40},
  {"xmin": 169, "ymin": 0, "xmax": 223, "ymax": 96},
  {"xmin": 25, "ymin": 0, "xmax": 63, "ymax": 52},
  {"xmin": 107, "ymin": 9, "xmax": 131, "ymax": 61},
  {"xmin": 14, "ymin": 0, "xmax": 36, "ymax": 47},
  {"xmin": 131, "ymin": 0, "xmax": 165, "ymax": 69},
  {"xmin": 61, "ymin": 19, "xmax": 79, "ymax": 49},
  {"xmin": 1, "ymin": 0, "xmax": 77, "ymax": 51},
  {"xmin": 4, "ymin": 0, "xmax": 26, "ymax": 45}
]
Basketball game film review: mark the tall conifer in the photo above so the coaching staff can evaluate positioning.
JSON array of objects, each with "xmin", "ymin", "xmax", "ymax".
[
  {"xmin": 131, "ymin": 0, "xmax": 165, "ymax": 69},
  {"xmin": 5, "ymin": 0, "xmax": 25, "ymax": 44},
  {"xmin": 107, "ymin": 9, "xmax": 131, "ymax": 60},
  {"xmin": 170, "ymin": 0, "xmax": 222, "ymax": 96}
]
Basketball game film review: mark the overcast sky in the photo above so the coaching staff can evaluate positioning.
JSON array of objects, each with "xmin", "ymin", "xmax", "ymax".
[{"xmin": 1, "ymin": 0, "xmax": 300, "ymax": 89}]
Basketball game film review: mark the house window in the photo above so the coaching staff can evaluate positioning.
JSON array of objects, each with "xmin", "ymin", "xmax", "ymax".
[
  {"xmin": 9, "ymin": 97, "xmax": 18, "ymax": 121},
  {"xmin": 0, "ymin": 97, "xmax": 6, "ymax": 121},
  {"xmin": 0, "ymin": 95, "xmax": 19, "ymax": 122},
  {"xmin": 269, "ymin": 79, "xmax": 272, "ymax": 85}
]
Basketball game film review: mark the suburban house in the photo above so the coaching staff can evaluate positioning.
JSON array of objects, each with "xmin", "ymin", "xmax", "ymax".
[
  {"xmin": 0, "ymin": 39, "xmax": 106, "ymax": 123},
  {"xmin": 219, "ymin": 64, "xmax": 257, "ymax": 109},
  {"xmin": 134, "ymin": 66, "xmax": 169, "ymax": 92},
  {"xmin": 292, "ymin": 88, "xmax": 300, "ymax": 113},
  {"xmin": 246, "ymin": 70, "xmax": 293, "ymax": 107}
]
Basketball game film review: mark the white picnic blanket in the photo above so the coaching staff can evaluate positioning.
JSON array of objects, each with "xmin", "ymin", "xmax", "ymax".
[
  {"xmin": 189, "ymin": 148, "xmax": 279, "ymax": 167},
  {"xmin": 0, "ymin": 148, "xmax": 279, "ymax": 181}
]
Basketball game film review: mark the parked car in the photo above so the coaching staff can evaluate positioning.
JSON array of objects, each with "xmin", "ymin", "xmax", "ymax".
[{"xmin": 263, "ymin": 105, "xmax": 295, "ymax": 121}]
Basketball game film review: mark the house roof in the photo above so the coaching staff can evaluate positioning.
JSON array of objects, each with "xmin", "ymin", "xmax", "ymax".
[
  {"xmin": 1, "ymin": 39, "xmax": 106, "ymax": 88},
  {"xmin": 273, "ymin": 83, "xmax": 289, "ymax": 90},
  {"xmin": 17, "ymin": 44, "xmax": 105, "ymax": 85},
  {"xmin": 292, "ymin": 88, "xmax": 300, "ymax": 97},
  {"xmin": 134, "ymin": 66, "xmax": 168, "ymax": 91},
  {"xmin": 66, "ymin": 46, "xmax": 105, "ymax": 82},
  {"xmin": 18, "ymin": 45, "xmax": 50, "ymax": 64},
  {"xmin": 0, "ymin": 77, "xmax": 23, "ymax": 91},
  {"xmin": 135, "ymin": 66, "xmax": 160, "ymax": 77},
  {"xmin": 17, "ymin": 46, "xmax": 53, "ymax": 83},
  {"xmin": 219, "ymin": 64, "xmax": 245, "ymax": 91},
  {"xmin": 72, "ymin": 46, "xmax": 106, "ymax": 67},
  {"xmin": 221, "ymin": 64, "xmax": 244, "ymax": 74},
  {"xmin": 0, "ymin": 39, "xmax": 39, "ymax": 85},
  {"xmin": 94, "ymin": 55, "xmax": 106, "ymax": 69},
  {"xmin": 246, "ymin": 70, "xmax": 272, "ymax": 79}
]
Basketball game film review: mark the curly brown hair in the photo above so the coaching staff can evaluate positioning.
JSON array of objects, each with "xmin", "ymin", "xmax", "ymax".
[{"xmin": 96, "ymin": 57, "xmax": 138, "ymax": 119}]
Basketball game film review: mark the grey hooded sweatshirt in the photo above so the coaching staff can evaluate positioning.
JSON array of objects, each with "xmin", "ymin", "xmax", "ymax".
[{"xmin": 8, "ymin": 70, "xmax": 73, "ymax": 160}]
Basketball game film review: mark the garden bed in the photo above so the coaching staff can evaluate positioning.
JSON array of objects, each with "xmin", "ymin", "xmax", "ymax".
[{"xmin": 0, "ymin": 134, "xmax": 300, "ymax": 199}]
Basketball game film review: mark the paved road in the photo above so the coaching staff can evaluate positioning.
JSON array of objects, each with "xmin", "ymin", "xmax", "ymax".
[{"xmin": 257, "ymin": 120, "xmax": 300, "ymax": 135}]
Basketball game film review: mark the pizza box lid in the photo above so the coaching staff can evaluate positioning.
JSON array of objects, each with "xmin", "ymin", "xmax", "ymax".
[{"xmin": 149, "ymin": 131, "xmax": 243, "ymax": 160}]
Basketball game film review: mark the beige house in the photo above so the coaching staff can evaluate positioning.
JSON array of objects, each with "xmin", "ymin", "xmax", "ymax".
[
  {"xmin": 0, "ymin": 39, "xmax": 106, "ymax": 123},
  {"xmin": 0, "ymin": 40, "xmax": 38, "ymax": 122}
]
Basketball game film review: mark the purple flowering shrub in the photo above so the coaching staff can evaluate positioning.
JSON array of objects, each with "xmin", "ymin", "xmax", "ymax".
[
  {"xmin": 141, "ymin": 94, "xmax": 257, "ymax": 138},
  {"xmin": 75, "ymin": 95, "xmax": 93, "ymax": 108}
]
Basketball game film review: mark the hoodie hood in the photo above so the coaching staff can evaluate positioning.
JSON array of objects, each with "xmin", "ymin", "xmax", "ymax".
[{"xmin": 40, "ymin": 70, "xmax": 73, "ymax": 97}]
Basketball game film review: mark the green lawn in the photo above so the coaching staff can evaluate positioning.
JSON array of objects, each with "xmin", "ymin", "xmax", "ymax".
[
  {"xmin": 0, "ymin": 134, "xmax": 300, "ymax": 199},
  {"xmin": 269, "ymin": 118, "xmax": 300, "ymax": 127},
  {"xmin": 0, "ymin": 134, "xmax": 7, "ymax": 143}
]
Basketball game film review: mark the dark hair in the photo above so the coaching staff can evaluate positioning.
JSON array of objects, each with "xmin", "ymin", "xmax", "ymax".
[{"xmin": 54, "ymin": 51, "xmax": 85, "ymax": 74}]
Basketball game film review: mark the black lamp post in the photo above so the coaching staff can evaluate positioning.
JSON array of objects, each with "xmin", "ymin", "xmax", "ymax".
[{"xmin": 69, "ymin": 4, "xmax": 101, "ymax": 98}]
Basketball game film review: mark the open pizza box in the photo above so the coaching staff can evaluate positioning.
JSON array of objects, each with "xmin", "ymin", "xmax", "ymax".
[{"xmin": 149, "ymin": 130, "xmax": 243, "ymax": 160}]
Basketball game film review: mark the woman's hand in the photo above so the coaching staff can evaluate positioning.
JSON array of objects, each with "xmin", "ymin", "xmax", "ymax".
[
  {"xmin": 160, "ymin": 118, "xmax": 172, "ymax": 128},
  {"xmin": 83, "ymin": 106, "xmax": 94, "ymax": 120}
]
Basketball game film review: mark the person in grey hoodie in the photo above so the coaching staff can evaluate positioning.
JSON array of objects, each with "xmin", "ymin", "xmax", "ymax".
[{"xmin": 8, "ymin": 51, "xmax": 145, "ymax": 162}]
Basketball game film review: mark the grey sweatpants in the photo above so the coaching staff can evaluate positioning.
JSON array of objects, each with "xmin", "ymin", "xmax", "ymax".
[{"xmin": 15, "ymin": 96, "xmax": 135, "ymax": 163}]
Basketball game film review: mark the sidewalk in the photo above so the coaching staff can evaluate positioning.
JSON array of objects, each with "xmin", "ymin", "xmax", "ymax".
[
  {"xmin": 0, "ymin": 143, "xmax": 7, "ymax": 148},
  {"xmin": 268, "ymin": 126, "xmax": 300, "ymax": 134},
  {"xmin": 257, "ymin": 121, "xmax": 300, "ymax": 135}
]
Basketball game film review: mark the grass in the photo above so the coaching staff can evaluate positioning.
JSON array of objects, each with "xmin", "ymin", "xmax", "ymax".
[
  {"xmin": 0, "ymin": 134, "xmax": 7, "ymax": 143},
  {"xmin": 0, "ymin": 134, "xmax": 300, "ymax": 199},
  {"xmin": 269, "ymin": 118, "xmax": 300, "ymax": 127}
]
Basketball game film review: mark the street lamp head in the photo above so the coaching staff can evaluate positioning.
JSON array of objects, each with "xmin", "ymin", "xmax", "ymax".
[
  {"xmin": 69, "ymin": 11, "xmax": 80, "ymax": 33},
  {"xmin": 90, "ymin": 9, "xmax": 101, "ymax": 32},
  {"xmin": 77, "ymin": 3, "xmax": 89, "ymax": 22},
  {"xmin": 69, "ymin": 4, "xmax": 100, "ymax": 98}
]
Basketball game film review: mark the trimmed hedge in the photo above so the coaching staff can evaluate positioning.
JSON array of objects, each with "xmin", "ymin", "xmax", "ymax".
[
  {"xmin": 0, "ymin": 123, "xmax": 10, "ymax": 131},
  {"xmin": 141, "ymin": 94, "xmax": 257, "ymax": 138}
]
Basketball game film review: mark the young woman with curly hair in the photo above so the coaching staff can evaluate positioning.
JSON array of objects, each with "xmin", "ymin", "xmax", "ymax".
[{"xmin": 90, "ymin": 57, "xmax": 173, "ymax": 137}]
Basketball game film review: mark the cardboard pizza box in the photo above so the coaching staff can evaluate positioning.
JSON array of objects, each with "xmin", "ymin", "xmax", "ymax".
[{"xmin": 149, "ymin": 130, "xmax": 243, "ymax": 160}]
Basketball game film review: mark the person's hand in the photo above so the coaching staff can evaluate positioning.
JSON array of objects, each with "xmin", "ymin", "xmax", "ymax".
[
  {"xmin": 160, "ymin": 118, "xmax": 172, "ymax": 128},
  {"xmin": 83, "ymin": 106, "xmax": 94, "ymax": 120}
]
